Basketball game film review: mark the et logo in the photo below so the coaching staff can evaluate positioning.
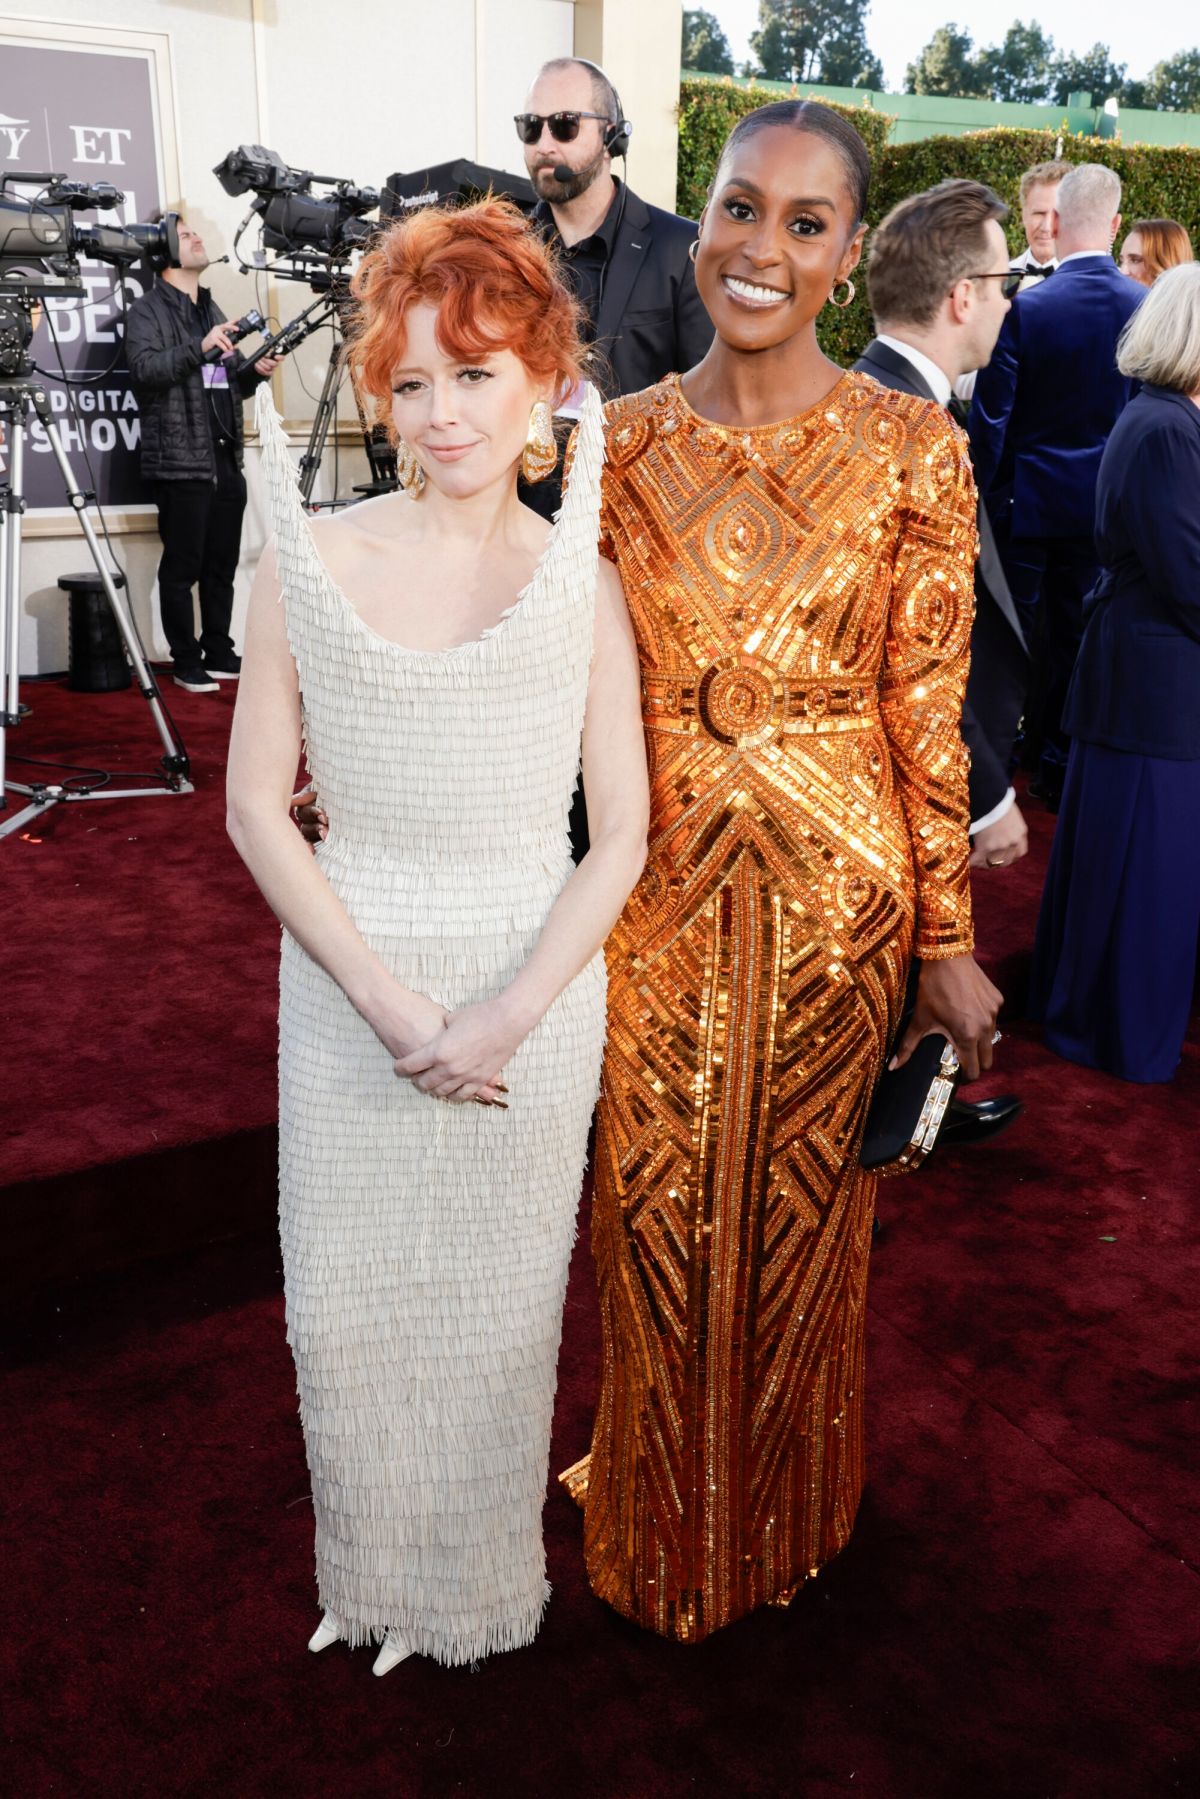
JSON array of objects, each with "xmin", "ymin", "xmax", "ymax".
[
  {"xmin": 0, "ymin": 114, "xmax": 132, "ymax": 163},
  {"xmin": 0, "ymin": 110, "xmax": 31, "ymax": 160}
]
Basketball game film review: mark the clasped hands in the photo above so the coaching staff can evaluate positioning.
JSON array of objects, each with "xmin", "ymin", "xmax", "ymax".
[
  {"xmin": 292, "ymin": 787, "xmax": 520, "ymax": 1106},
  {"xmin": 378, "ymin": 989, "xmax": 520, "ymax": 1109}
]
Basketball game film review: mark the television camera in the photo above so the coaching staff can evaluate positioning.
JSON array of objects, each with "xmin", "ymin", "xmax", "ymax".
[
  {"xmin": 213, "ymin": 145, "xmax": 379, "ymax": 271},
  {"xmin": 0, "ymin": 173, "xmax": 181, "ymax": 379},
  {"xmin": 212, "ymin": 144, "xmax": 394, "ymax": 500},
  {"xmin": 0, "ymin": 173, "xmax": 191, "ymax": 834}
]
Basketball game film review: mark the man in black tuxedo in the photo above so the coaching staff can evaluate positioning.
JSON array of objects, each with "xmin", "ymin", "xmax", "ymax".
[
  {"xmin": 855, "ymin": 178, "xmax": 1030, "ymax": 1147},
  {"xmin": 1010, "ymin": 158, "xmax": 1070, "ymax": 287}
]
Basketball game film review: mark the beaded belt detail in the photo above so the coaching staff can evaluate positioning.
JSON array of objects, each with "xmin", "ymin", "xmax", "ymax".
[{"xmin": 642, "ymin": 658, "xmax": 878, "ymax": 748}]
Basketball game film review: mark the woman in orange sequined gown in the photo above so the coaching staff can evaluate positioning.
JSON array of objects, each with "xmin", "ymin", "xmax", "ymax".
[{"xmin": 568, "ymin": 103, "xmax": 1002, "ymax": 1643}]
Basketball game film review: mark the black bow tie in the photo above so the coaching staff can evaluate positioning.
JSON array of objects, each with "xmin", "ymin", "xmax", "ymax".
[
  {"xmin": 1024, "ymin": 262, "xmax": 1054, "ymax": 278},
  {"xmin": 947, "ymin": 394, "xmax": 969, "ymax": 430}
]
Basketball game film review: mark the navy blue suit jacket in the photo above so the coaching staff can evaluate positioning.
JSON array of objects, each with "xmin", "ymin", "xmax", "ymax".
[
  {"xmin": 970, "ymin": 256, "xmax": 1144, "ymax": 540},
  {"xmin": 1063, "ymin": 385, "xmax": 1200, "ymax": 759}
]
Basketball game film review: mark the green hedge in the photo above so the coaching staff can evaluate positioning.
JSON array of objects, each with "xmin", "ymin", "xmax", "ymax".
[
  {"xmin": 676, "ymin": 79, "xmax": 1200, "ymax": 366},
  {"xmin": 677, "ymin": 77, "xmax": 893, "ymax": 221}
]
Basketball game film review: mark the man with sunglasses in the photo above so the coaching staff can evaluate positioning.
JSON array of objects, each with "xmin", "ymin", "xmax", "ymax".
[
  {"xmin": 516, "ymin": 57, "xmax": 713, "ymax": 862},
  {"xmin": 515, "ymin": 58, "xmax": 712, "ymax": 451},
  {"xmin": 855, "ymin": 179, "xmax": 1029, "ymax": 1150}
]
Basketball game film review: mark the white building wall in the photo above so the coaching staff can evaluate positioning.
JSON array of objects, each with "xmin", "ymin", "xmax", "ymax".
[{"xmin": 6, "ymin": 0, "xmax": 681, "ymax": 674}]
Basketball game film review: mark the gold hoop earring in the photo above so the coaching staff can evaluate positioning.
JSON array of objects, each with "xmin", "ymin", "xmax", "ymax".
[
  {"xmin": 396, "ymin": 438, "xmax": 425, "ymax": 495},
  {"xmin": 688, "ymin": 238, "xmax": 699, "ymax": 264},
  {"xmin": 828, "ymin": 277, "xmax": 856, "ymax": 310},
  {"xmin": 521, "ymin": 400, "xmax": 556, "ymax": 485}
]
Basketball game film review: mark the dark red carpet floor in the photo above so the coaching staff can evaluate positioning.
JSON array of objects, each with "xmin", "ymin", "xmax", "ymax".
[
  {"xmin": 3, "ymin": 676, "xmax": 278, "ymax": 1189},
  {"xmin": 3, "ymin": 679, "xmax": 1197, "ymax": 1797}
]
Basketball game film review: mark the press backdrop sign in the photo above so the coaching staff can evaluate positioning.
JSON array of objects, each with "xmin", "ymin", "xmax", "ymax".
[{"xmin": 0, "ymin": 38, "xmax": 166, "ymax": 511}]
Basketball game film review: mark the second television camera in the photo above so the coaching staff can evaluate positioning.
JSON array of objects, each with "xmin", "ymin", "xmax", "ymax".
[{"xmin": 213, "ymin": 145, "xmax": 379, "ymax": 267}]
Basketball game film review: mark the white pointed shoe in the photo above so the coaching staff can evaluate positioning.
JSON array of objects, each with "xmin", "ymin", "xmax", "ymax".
[
  {"xmin": 372, "ymin": 1628, "xmax": 413, "ymax": 1677},
  {"xmin": 308, "ymin": 1609, "xmax": 344, "ymax": 1653}
]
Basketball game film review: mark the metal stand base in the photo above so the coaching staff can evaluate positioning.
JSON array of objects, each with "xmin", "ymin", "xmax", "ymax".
[
  {"xmin": 1, "ymin": 373, "xmax": 193, "ymax": 842},
  {"xmin": 0, "ymin": 775, "xmax": 193, "ymax": 840}
]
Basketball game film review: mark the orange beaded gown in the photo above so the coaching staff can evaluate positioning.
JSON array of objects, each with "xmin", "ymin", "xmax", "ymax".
[{"xmin": 569, "ymin": 370, "xmax": 978, "ymax": 1643}]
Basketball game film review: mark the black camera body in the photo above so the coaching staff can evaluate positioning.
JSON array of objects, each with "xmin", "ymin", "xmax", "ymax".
[
  {"xmin": 0, "ymin": 173, "xmax": 180, "ymax": 286},
  {"xmin": 214, "ymin": 145, "xmax": 379, "ymax": 264},
  {"xmin": 201, "ymin": 307, "xmax": 266, "ymax": 364}
]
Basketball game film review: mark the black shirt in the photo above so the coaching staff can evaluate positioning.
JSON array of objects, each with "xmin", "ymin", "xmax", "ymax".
[
  {"xmin": 533, "ymin": 178, "xmax": 625, "ymax": 342},
  {"xmin": 158, "ymin": 278, "xmax": 237, "ymax": 452}
]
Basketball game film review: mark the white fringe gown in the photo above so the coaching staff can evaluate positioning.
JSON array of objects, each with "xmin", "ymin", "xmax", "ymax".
[{"xmin": 255, "ymin": 388, "xmax": 608, "ymax": 1664}]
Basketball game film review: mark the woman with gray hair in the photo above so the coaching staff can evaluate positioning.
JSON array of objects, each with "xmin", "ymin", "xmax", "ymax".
[{"xmin": 1030, "ymin": 262, "xmax": 1200, "ymax": 1081}]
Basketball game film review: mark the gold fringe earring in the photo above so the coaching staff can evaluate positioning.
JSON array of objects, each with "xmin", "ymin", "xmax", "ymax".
[
  {"xmin": 397, "ymin": 438, "xmax": 425, "ymax": 495},
  {"xmin": 521, "ymin": 401, "xmax": 556, "ymax": 484}
]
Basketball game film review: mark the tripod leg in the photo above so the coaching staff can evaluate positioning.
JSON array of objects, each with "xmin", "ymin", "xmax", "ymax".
[
  {"xmin": 297, "ymin": 343, "xmax": 343, "ymax": 503},
  {"xmin": 344, "ymin": 362, "xmax": 398, "ymax": 493},
  {"xmin": 32, "ymin": 394, "xmax": 190, "ymax": 780},
  {"xmin": 0, "ymin": 407, "xmax": 26, "ymax": 804}
]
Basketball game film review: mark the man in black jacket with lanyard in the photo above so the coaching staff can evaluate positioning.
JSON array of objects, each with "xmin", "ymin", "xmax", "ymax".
[
  {"xmin": 125, "ymin": 220, "xmax": 278, "ymax": 692},
  {"xmin": 516, "ymin": 55, "xmax": 713, "ymax": 517},
  {"xmin": 855, "ymin": 178, "xmax": 1029, "ymax": 1149}
]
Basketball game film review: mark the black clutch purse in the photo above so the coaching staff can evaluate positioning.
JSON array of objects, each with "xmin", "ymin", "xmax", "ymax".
[{"xmin": 860, "ymin": 1014, "xmax": 962, "ymax": 1174}]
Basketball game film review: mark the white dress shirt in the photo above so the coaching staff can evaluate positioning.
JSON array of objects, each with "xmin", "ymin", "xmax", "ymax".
[
  {"xmin": 1011, "ymin": 244, "xmax": 1059, "ymax": 272},
  {"xmin": 875, "ymin": 334, "xmax": 952, "ymax": 406}
]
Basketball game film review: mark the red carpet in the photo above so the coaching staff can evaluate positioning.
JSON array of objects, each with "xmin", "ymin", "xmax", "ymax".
[
  {"xmin": 3, "ymin": 678, "xmax": 1197, "ymax": 1797},
  {"xmin": 3, "ymin": 676, "xmax": 278, "ymax": 1186}
]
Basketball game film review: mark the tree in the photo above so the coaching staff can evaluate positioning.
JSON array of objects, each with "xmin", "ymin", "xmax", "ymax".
[
  {"xmin": 823, "ymin": 29, "xmax": 883, "ymax": 88},
  {"xmin": 682, "ymin": 9, "xmax": 735, "ymax": 75},
  {"xmin": 905, "ymin": 24, "xmax": 988, "ymax": 97},
  {"xmin": 976, "ymin": 20, "xmax": 1056, "ymax": 103},
  {"xmin": 1049, "ymin": 43, "xmax": 1127, "ymax": 106},
  {"xmin": 1143, "ymin": 48, "xmax": 1200, "ymax": 112},
  {"xmin": 750, "ymin": 0, "xmax": 882, "ymax": 89}
]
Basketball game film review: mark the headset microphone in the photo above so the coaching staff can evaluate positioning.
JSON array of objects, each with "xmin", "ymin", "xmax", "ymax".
[
  {"xmin": 552, "ymin": 164, "xmax": 573, "ymax": 184},
  {"xmin": 208, "ymin": 254, "xmax": 231, "ymax": 265}
]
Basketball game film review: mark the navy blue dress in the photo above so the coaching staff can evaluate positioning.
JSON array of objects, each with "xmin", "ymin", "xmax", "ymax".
[{"xmin": 1030, "ymin": 385, "xmax": 1200, "ymax": 1082}]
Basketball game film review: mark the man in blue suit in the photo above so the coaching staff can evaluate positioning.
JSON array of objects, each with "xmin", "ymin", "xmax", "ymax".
[{"xmin": 970, "ymin": 164, "xmax": 1144, "ymax": 804}]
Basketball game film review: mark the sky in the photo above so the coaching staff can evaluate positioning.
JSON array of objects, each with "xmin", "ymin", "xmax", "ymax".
[{"xmin": 710, "ymin": 1, "xmax": 1197, "ymax": 93}]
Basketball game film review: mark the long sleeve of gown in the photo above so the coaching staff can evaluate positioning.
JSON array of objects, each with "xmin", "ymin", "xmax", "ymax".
[{"xmin": 879, "ymin": 405, "xmax": 978, "ymax": 961}]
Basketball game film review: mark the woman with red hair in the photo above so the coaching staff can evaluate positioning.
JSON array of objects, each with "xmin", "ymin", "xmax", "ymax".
[
  {"xmin": 1119, "ymin": 217, "xmax": 1194, "ymax": 286},
  {"xmin": 226, "ymin": 200, "xmax": 648, "ymax": 1675}
]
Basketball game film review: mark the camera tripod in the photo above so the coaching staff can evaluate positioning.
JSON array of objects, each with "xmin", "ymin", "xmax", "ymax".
[
  {"xmin": 250, "ymin": 274, "xmax": 397, "ymax": 503},
  {"xmin": 0, "ymin": 367, "xmax": 193, "ymax": 843}
]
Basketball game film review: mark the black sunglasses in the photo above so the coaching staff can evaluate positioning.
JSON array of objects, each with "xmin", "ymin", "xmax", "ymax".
[
  {"xmin": 964, "ymin": 271, "xmax": 1024, "ymax": 299},
  {"xmin": 514, "ymin": 111, "xmax": 610, "ymax": 146}
]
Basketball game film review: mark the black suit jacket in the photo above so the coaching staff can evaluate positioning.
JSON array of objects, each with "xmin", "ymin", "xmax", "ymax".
[
  {"xmin": 522, "ymin": 186, "xmax": 716, "ymax": 522},
  {"xmin": 590, "ymin": 184, "xmax": 714, "ymax": 397},
  {"xmin": 855, "ymin": 339, "xmax": 1030, "ymax": 822},
  {"xmin": 1064, "ymin": 384, "xmax": 1200, "ymax": 759}
]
